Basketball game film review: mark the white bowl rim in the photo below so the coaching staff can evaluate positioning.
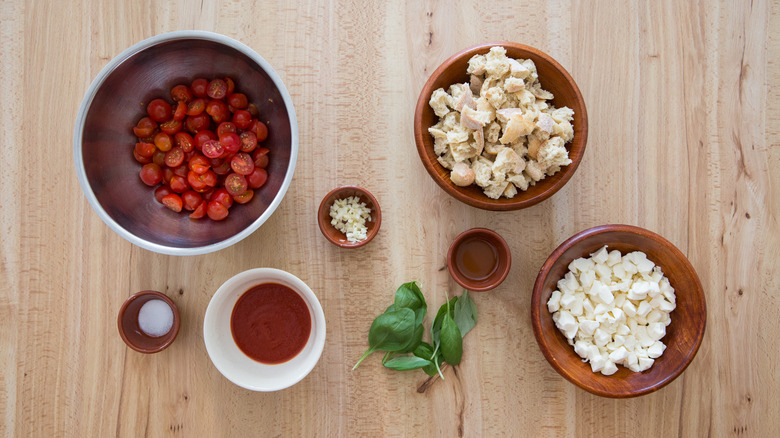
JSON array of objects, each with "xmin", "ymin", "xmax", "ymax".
[
  {"xmin": 203, "ymin": 268, "xmax": 326, "ymax": 391},
  {"xmin": 72, "ymin": 30, "xmax": 299, "ymax": 256}
]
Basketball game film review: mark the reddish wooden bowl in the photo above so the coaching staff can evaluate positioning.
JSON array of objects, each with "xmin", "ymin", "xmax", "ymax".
[
  {"xmin": 118, "ymin": 290, "xmax": 180, "ymax": 354},
  {"xmin": 531, "ymin": 225, "xmax": 706, "ymax": 397},
  {"xmin": 414, "ymin": 42, "xmax": 588, "ymax": 210},
  {"xmin": 447, "ymin": 228, "xmax": 512, "ymax": 291},
  {"xmin": 317, "ymin": 186, "xmax": 381, "ymax": 248}
]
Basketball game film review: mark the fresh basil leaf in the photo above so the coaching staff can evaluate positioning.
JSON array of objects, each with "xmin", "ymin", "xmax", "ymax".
[
  {"xmin": 397, "ymin": 324, "xmax": 424, "ymax": 354},
  {"xmin": 353, "ymin": 308, "xmax": 416, "ymax": 369},
  {"xmin": 414, "ymin": 343, "xmax": 440, "ymax": 377},
  {"xmin": 394, "ymin": 281, "xmax": 427, "ymax": 326},
  {"xmin": 453, "ymin": 290, "xmax": 477, "ymax": 337},
  {"xmin": 440, "ymin": 314, "xmax": 463, "ymax": 365},
  {"xmin": 383, "ymin": 355, "xmax": 433, "ymax": 371},
  {"xmin": 431, "ymin": 296, "xmax": 458, "ymax": 345}
]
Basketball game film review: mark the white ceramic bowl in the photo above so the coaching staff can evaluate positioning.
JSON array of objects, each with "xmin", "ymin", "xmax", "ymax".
[{"xmin": 204, "ymin": 268, "xmax": 326, "ymax": 391}]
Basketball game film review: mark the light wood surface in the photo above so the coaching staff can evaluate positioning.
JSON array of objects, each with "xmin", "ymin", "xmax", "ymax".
[{"xmin": 2, "ymin": 0, "xmax": 778, "ymax": 436}]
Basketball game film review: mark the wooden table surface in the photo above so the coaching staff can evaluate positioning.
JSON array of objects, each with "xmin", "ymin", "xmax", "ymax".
[{"xmin": 2, "ymin": 1, "xmax": 778, "ymax": 436}]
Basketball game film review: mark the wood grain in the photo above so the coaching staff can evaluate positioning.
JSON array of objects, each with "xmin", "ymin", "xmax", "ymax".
[{"xmin": 1, "ymin": 0, "xmax": 778, "ymax": 436}]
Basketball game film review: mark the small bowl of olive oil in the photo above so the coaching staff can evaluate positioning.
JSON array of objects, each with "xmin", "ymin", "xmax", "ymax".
[{"xmin": 447, "ymin": 228, "xmax": 511, "ymax": 291}]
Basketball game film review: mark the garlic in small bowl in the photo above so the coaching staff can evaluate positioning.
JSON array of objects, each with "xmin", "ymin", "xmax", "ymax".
[{"xmin": 317, "ymin": 186, "xmax": 381, "ymax": 248}]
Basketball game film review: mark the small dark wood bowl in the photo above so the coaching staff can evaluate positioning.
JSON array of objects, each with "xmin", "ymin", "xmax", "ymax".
[
  {"xmin": 531, "ymin": 225, "xmax": 706, "ymax": 397},
  {"xmin": 447, "ymin": 228, "xmax": 512, "ymax": 291},
  {"xmin": 317, "ymin": 186, "xmax": 381, "ymax": 248},
  {"xmin": 413, "ymin": 42, "xmax": 588, "ymax": 210},
  {"xmin": 117, "ymin": 290, "xmax": 180, "ymax": 354}
]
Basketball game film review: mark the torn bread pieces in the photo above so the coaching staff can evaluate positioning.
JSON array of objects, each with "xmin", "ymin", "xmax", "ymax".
[{"xmin": 427, "ymin": 46, "xmax": 574, "ymax": 199}]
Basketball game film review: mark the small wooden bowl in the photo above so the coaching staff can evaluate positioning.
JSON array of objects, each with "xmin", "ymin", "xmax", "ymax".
[
  {"xmin": 531, "ymin": 225, "xmax": 706, "ymax": 397},
  {"xmin": 317, "ymin": 186, "xmax": 381, "ymax": 248},
  {"xmin": 117, "ymin": 290, "xmax": 180, "ymax": 354},
  {"xmin": 447, "ymin": 228, "xmax": 512, "ymax": 291},
  {"xmin": 414, "ymin": 42, "xmax": 588, "ymax": 210}
]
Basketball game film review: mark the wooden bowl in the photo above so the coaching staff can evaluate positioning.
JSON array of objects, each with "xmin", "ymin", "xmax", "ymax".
[
  {"xmin": 413, "ymin": 42, "xmax": 588, "ymax": 210},
  {"xmin": 531, "ymin": 225, "xmax": 706, "ymax": 397},
  {"xmin": 447, "ymin": 228, "xmax": 512, "ymax": 291},
  {"xmin": 317, "ymin": 186, "xmax": 381, "ymax": 248},
  {"xmin": 117, "ymin": 290, "xmax": 180, "ymax": 354}
]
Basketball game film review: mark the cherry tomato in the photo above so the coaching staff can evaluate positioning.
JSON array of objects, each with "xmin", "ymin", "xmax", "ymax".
[
  {"xmin": 212, "ymin": 188, "xmax": 233, "ymax": 208},
  {"xmin": 194, "ymin": 130, "xmax": 217, "ymax": 148},
  {"xmin": 219, "ymin": 132, "xmax": 241, "ymax": 155},
  {"xmin": 225, "ymin": 173, "xmax": 248, "ymax": 197},
  {"xmin": 232, "ymin": 189, "xmax": 254, "ymax": 204},
  {"xmin": 246, "ymin": 103, "xmax": 260, "ymax": 118},
  {"xmin": 206, "ymin": 200, "xmax": 228, "ymax": 220},
  {"xmin": 253, "ymin": 147, "xmax": 270, "ymax": 168},
  {"xmin": 154, "ymin": 133, "xmax": 173, "ymax": 152},
  {"xmin": 162, "ymin": 193, "xmax": 183, "ymax": 212},
  {"xmin": 159, "ymin": 118, "xmax": 183, "ymax": 135},
  {"xmin": 190, "ymin": 169, "xmax": 217, "ymax": 188},
  {"xmin": 186, "ymin": 113, "xmax": 210, "ymax": 133},
  {"xmin": 181, "ymin": 190, "xmax": 202, "ymax": 211},
  {"xmin": 202, "ymin": 140, "xmax": 224, "ymax": 159},
  {"xmin": 239, "ymin": 131, "xmax": 258, "ymax": 152},
  {"xmin": 230, "ymin": 153, "xmax": 254, "ymax": 175},
  {"xmin": 133, "ymin": 117, "xmax": 158, "ymax": 137},
  {"xmin": 171, "ymin": 84, "xmax": 193, "ymax": 102},
  {"xmin": 189, "ymin": 201, "xmax": 207, "ymax": 219},
  {"xmin": 163, "ymin": 167, "xmax": 175, "ymax": 184},
  {"xmin": 191, "ymin": 78, "xmax": 209, "ymax": 97},
  {"xmin": 173, "ymin": 101, "xmax": 187, "ymax": 121},
  {"xmin": 207, "ymin": 79, "xmax": 228, "ymax": 99},
  {"xmin": 154, "ymin": 185, "xmax": 174, "ymax": 203},
  {"xmin": 186, "ymin": 98, "xmax": 205, "ymax": 116},
  {"xmin": 227, "ymin": 93, "xmax": 248, "ymax": 109},
  {"xmin": 217, "ymin": 122, "xmax": 237, "ymax": 136},
  {"xmin": 169, "ymin": 175, "xmax": 189, "ymax": 193},
  {"xmin": 188, "ymin": 154, "xmax": 210, "ymax": 174},
  {"xmin": 164, "ymin": 147, "xmax": 185, "ymax": 168},
  {"xmin": 206, "ymin": 99, "xmax": 230, "ymax": 124},
  {"xmin": 225, "ymin": 77, "xmax": 235, "ymax": 94},
  {"xmin": 133, "ymin": 150, "xmax": 152, "ymax": 164},
  {"xmin": 147, "ymin": 99, "xmax": 172, "ymax": 122},
  {"xmin": 152, "ymin": 149, "xmax": 166, "ymax": 167},
  {"xmin": 139, "ymin": 163, "xmax": 163, "ymax": 186},
  {"xmin": 251, "ymin": 120, "xmax": 269, "ymax": 142},
  {"xmin": 232, "ymin": 110, "xmax": 252, "ymax": 130},
  {"xmin": 247, "ymin": 168, "xmax": 268, "ymax": 189},
  {"xmin": 174, "ymin": 132, "xmax": 195, "ymax": 152},
  {"xmin": 135, "ymin": 142, "xmax": 156, "ymax": 158},
  {"xmin": 211, "ymin": 159, "xmax": 232, "ymax": 175}
]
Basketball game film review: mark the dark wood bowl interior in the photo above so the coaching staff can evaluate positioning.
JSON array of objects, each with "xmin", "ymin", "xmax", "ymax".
[
  {"xmin": 531, "ymin": 225, "xmax": 706, "ymax": 397},
  {"xmin": 317, "ymin": 186, "xmax": 381, "ymax": 248},
  {"xmin": 413, "ymin": 42, "xmax": 588, "ymax": 211}
]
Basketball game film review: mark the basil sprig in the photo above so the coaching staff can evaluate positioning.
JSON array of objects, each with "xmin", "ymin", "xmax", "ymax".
[{"xmin": 353, "ymin": 282, "xmax": 477, "ymax": 380}]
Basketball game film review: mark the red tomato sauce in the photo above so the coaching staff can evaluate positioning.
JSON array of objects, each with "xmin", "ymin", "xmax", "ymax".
[{"xmin": 231, "ymin": 283, "xmax": 311, "ymax": 364}]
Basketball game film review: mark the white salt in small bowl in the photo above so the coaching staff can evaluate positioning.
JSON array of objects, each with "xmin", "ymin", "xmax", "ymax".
[{"xmin": 118, "ymin": 290, "xmax": 181, "ymax": 353}]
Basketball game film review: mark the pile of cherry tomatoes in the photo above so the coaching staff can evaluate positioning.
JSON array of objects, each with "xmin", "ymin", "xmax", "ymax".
[{"xmin": 132, "ymin": 77, "xmax": 270, "ymax": 221}]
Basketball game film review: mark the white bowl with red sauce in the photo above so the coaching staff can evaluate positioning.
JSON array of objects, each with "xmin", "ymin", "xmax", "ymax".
[{"xmin": 204, "ymin": 268, "xmax": 326, "ymax": 391}]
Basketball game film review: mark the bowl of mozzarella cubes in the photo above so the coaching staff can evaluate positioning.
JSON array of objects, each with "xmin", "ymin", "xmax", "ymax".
[{"xmin": 531, "ymin": 224, "xmax": 706, "ymax": 397}]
